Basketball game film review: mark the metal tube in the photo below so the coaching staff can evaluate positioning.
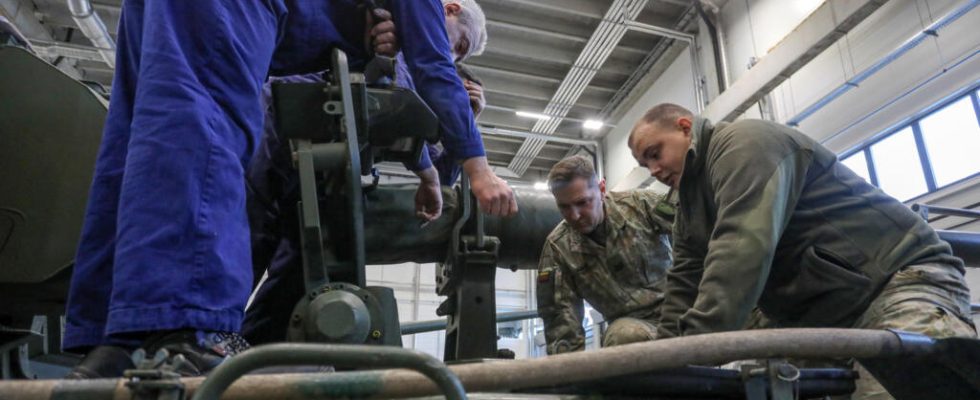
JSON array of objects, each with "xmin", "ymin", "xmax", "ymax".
[
  {"xmin": 0, "ymin": 329, "xmax": 936, "ymax": 399},
  {"xmin": 66, "ymin": 0, "xmax": 115, "ymax": 68},
  {"xmin": 688, "ymin": 37, "xmax": 705, "ymax": 111},
  {"xmin": 401, "ymin": 310, "xmax": 539, "ymax": 335},
  {"xmin": 361, "ymin": 184, "xmax": 561, "ymax": 269},
  {"xmin": 624, "ymin": 20, "xmax": 705, "ymax": 112},
  {"xmin": 481, "ymin": 126, "xmax": 600, "ymax": 147},
  {"xmin": 191, "ymin": 343, "xmax": 466, "ymax": 400},
  {"xmin": 594, "ymin": 139, "xmax": 605, "ymax": 181},
  {"xmin": 912, "ymin": 204, "xmax": 980, "ymax": 220},
  {"xmin": 936, "ymin": 230, "xmax": 980, "ymax": 267},
  {"xmin": 309, "ymin": 142, "xmax": 348, "ymax": 171},
  {"xmin": 623, "ymin": 20, "xmax": 695, "ymax": 43}
]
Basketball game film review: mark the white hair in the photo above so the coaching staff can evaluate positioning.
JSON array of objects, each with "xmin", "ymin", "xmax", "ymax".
[{"xmin": 442, "ymin": 0, "xmax": 488, "ymax": 59}]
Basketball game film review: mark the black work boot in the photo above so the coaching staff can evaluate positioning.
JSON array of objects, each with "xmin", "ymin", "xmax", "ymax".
[
  {"xmin": 141, "ymin": 330, "xmax": 250, "ymax": 376},
  {"xmin": 64, "ymin": 345, "xmax": 136, "ymax": 379}
]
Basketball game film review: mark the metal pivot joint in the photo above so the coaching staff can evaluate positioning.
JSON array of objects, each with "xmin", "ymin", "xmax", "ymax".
[
  {"xmin": 436, "ymin": 176, "xmax": 502, "ymax": 361},
  {"xmin": 124, "ymin": 349, "xmax": 189, "ymax": 400},
  {"xmin": 274, "ymin": 48, "xmax": 418, "ymax": 348}
]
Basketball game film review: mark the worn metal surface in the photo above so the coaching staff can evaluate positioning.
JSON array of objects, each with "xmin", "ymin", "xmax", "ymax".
[
  {"xmin": 401, "ymin": 310, "xmax": 539, "ymax": 335},
  {"xmin": 361, "ymin": 185, "xmax": 561, "ymax": 270},
  {"xmin": 190, "ymin": 343, "xmax": 466, "ymax": 400},
  {"xmin": 0, "ymin": 329, "xmax": 952, "ymax": 399},
  {"xmin": 937, "ymin": 230, "xmax": 980, "ymax": 268},
  {"xmin": 0, "ymin": 45, "xmax": 105, "ymax": 285}
]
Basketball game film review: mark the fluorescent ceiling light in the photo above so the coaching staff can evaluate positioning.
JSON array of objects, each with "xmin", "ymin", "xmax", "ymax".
[
  {"xmin": 533, "ymin": 181, "xmax": 549, "ymax": 191},
  {"xmin": 516, "ymin": 111, "xmax": 551, "ymax": 120},
  {"xmin": 583, "ymin": 119, "xmax": 603, "ymax": 130}
]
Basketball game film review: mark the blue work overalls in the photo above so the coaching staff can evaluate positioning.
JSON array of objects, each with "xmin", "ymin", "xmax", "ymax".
[{"xmin": 64, "ymin": 0, "xmax": 482, "ymax": 350}]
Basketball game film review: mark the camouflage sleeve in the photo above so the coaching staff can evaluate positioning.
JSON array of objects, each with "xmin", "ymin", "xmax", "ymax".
[
  {"xmin": 536, "ymin": 242, "xmax": 586, "ymax": 354},
  {"xmin": 634, "ymin": 190, "xmax": 674, "ymax": 234}
]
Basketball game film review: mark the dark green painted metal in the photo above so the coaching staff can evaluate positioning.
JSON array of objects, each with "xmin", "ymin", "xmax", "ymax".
[
  {"xmin": 0, "ymin": 45, "xmax": 106, "ymax": 284},
  {"xmin": 331, "ymin": 49, "xmax": 367, "ymax": 288},
  {"xmin": 361, "ymin": 185, "xmax": 561, "ymax": 270},
  {"xmin": 294, "ymin": 371, "xmax": 387, "ymax": 398},
  {"xmin": 191, "ymin": 343, "xmax": 466, "ymax": 400},
  {"xmin": 400, "ymin": 309, "xmax": 539, "ymax": 335}
]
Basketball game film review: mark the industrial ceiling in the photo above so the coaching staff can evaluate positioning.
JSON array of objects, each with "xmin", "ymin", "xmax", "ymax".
[{"xmin": 5, "ymin": 0, "xmax": 701, "ymax": 182}]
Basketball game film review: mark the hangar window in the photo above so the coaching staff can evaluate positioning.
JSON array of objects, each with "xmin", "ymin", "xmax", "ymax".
[
  {"xmin": 840, "ymin": 152, "xmax": 872, "ymax": 184},
  {"xmin": 869, "ymin": 128, "xmax": 928, "ymax": 201},
  {"xmin": 838, "ymin": 85, "xmax": 980, "ymax": 202},
  {"xmin": 918, "ymin": 96, "xmax": 980, "ymax": 187}
]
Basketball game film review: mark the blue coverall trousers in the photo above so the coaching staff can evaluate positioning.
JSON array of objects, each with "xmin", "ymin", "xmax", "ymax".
[{"xmin": 64, "ymin": 0, "xmax": 281, "ymax": 350}]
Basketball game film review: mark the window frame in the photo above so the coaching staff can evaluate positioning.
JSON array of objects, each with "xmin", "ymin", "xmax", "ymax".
[{"xmin": 836, "ymin": 83, "xmax": 980, "ymax": 202}]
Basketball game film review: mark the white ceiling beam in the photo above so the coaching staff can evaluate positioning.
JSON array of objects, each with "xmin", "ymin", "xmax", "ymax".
[{"xmin": 703, "ymin": 0, "xmax": 890, "ymax": 122}]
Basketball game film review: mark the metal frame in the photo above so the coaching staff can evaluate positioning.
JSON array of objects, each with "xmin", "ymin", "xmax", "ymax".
[
  {"xmin": 436, "ymin": 177, "xmax": 502, "ymax": 361},
  {"xmin": 911, "ymin": 121, "xmax": 938, "ymax": 192},
  {"xmin": 838, "ymin": 80, "xmax": 980, "ymax": 201},
  {"xmin": 401, "ymin": 310, "xmax": 539, "ymax": 335},
  {"xmin": 624, "ymin": 20, "xmax": 705, "ymax": 112},
  {"xmin": 480, "ymin": 126, "xmax": 605, "ymax": 180},
  {"xmin": 294, "ymin": 49, "xmax": 367, "ymax": 292},
  {"xmin": 191, "ymin": 343, "xmax": 467, "ymax": 400}
]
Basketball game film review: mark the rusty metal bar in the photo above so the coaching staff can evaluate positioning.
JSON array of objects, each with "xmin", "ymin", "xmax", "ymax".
[
  {"xmin": 192, "ymin": 343, "xmax": 465, "ymax": 400},
  {"xmin": 0, "ymin": 329, "xmax": 937, "ymax": 399}
]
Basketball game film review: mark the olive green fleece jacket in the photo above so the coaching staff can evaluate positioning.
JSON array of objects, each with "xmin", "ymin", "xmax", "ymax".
[{"xmin": 661, "ymin": 118, "xmax": 963, "ymax": 337}]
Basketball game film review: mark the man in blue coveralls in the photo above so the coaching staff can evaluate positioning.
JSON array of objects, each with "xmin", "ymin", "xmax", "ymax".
[
  {"xmin": 64, "ymin": 0, "xmax": 516, "ymax": 378},
  {"xmin": 242, "ymin": 0, "xmax": 489, "ymax": 345}
]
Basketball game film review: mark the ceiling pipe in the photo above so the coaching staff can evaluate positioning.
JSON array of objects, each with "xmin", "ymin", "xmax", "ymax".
[
  {"xmin": 482, "ymin": 125, "xmax": 604, "ymax": 180},
  {"xmin": 67, "ymin": 0, "xmax": 114, "ymax": 68},
  {"xmin": 789, "ymin": 0, "xmax": 979, "ymax": 127},
  {"xmin": 624, "ymin": 20, "xmax": 705, "ymax": 113},
  {"xmin": 695, "ymin": 1, "xmax": 728, "ymax": 92},
  {"xmin": 505, "ymin": 0, "xmax": 648, "ymax": 177},
  {"xmin": 29, "ymin": 39, "xmax": 104, "ymax": 62}
]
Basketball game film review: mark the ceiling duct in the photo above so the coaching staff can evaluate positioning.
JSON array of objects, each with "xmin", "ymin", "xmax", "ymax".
[
  {"xmin": 506, "ymin": 0, "xmax": 648, "ymax": 177},
  {"xmin": 67, "ymin": 0, "xmax": 114, "ymax": 68}
]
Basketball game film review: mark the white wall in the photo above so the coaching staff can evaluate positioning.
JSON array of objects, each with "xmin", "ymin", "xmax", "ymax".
[
  {"xmin": 603, "ymin": 52, "xmax": 696, "ymax": 190},
  {"xmin": 716, "ymin": 0, "xmax": 980, "ymax": 227}
]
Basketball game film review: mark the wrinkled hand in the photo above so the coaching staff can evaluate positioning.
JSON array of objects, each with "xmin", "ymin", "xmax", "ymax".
[
  {"xmin": 464, "ymin": 79, "xmax": 485, "ymax": 117},
  {"xmin": 414, "ymin": 167, "xmax": 443, "ymax": 222},
  {"xmin": 463, "ymin": 157, "xmax": 518, "ymax": 217},
  {"xmin": 367, "ymin": 8, "xmax": 398, "ymax": 56}
]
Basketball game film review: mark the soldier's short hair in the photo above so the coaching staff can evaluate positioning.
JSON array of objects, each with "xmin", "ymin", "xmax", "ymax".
[
  {"xmin": 629, "ymin": 103, "xmax": 694, "ymax": 148},
  {"xmin": 548, "ymin": 155, "xmax": 597, "ymax": 192}
]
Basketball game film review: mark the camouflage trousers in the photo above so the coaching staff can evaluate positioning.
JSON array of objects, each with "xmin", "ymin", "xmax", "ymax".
[
  {"xmin": 601, "ymin": 317, "xmax": 659, "ymax": 348},
  {"xmin": 849, "ymin": 262, "xmax": 977, "ymax": 400}
]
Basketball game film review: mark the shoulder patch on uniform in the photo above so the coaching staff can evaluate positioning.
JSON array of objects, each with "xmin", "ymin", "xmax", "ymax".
[{"xmin": 537, "ymin": 269, "xmax": 552, "ymax": 283}]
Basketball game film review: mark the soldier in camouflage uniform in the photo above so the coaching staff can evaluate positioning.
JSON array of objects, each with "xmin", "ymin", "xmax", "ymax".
[
  {"xmin": 536, "ymin": 155, "xmax": 674, "ymax": 354},
  {"xmin": 628, "ymin": 103, "xmax": 976, "ymax": 400}
]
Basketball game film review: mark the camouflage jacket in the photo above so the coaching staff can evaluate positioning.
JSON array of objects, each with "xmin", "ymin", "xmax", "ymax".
[{"xmin": 537, "ymin": 190, "xmax": 674, "ymax": 354}]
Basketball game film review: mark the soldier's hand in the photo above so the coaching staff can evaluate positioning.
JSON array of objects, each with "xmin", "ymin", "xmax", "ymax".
[
  {"xmin": 464, "ymin": 79, "xmax": 485, "ymax": 117},
  {"xmin": 463, "ymin": 157, "xmax": 518, "ymax": 217},
  {"xmin": 414, "ymin": 167, "xmax": 442, "ymax": 222},
  {"xmin": 367, "ymin": 9, "xmax": 398, "ymax": 56}
]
